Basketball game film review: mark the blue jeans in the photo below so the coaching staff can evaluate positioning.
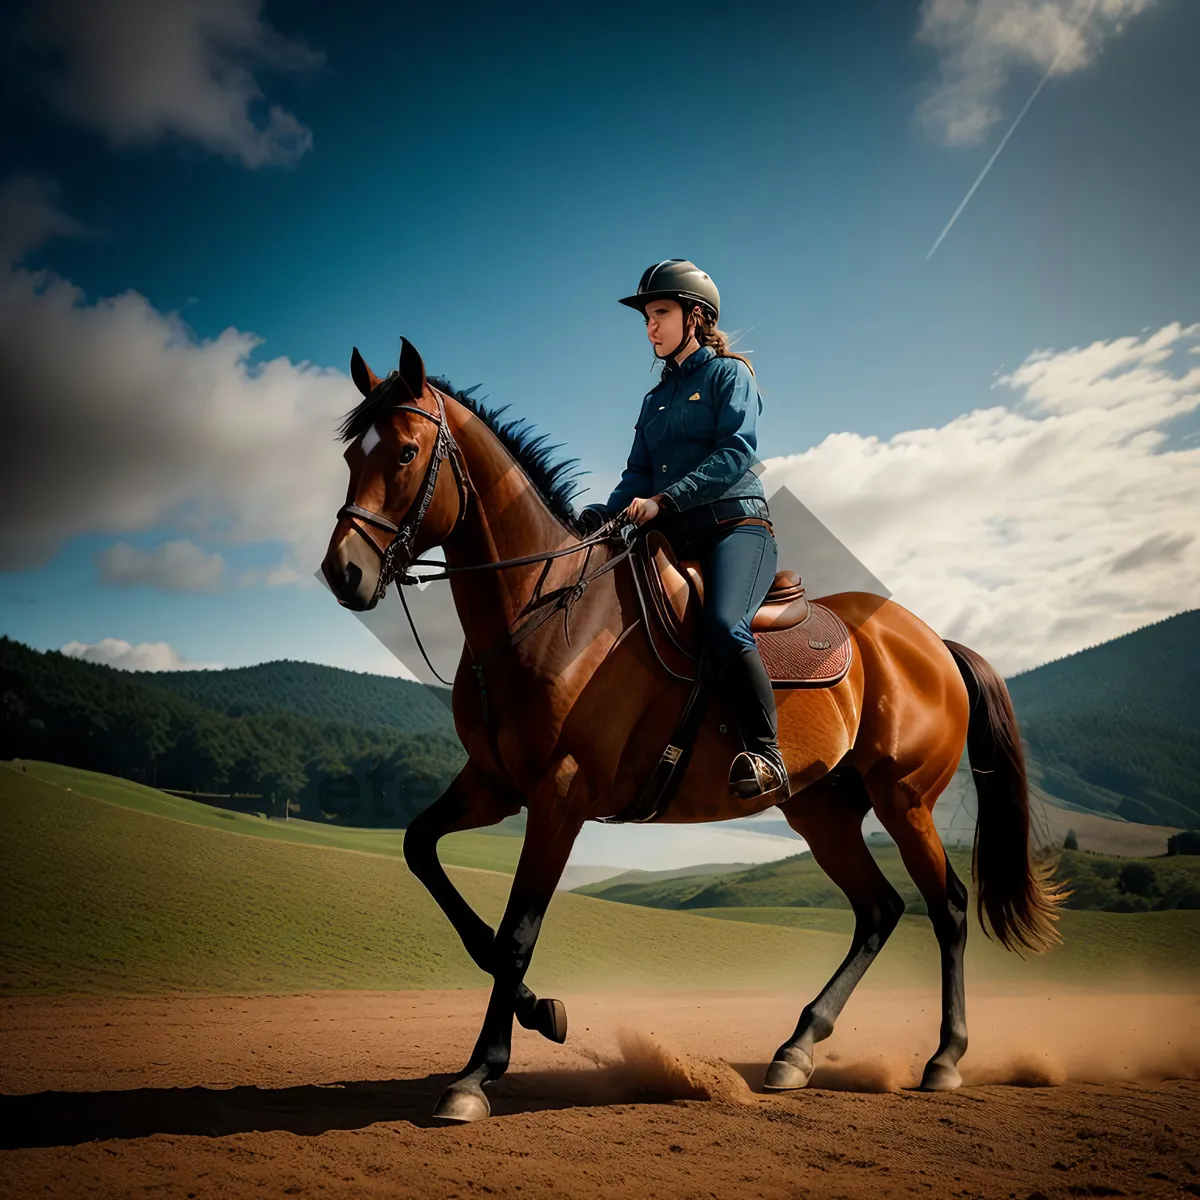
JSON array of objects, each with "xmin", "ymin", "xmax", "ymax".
[
  {"xmin": 676, "ymin": 521, "xmax": 778, "ymax": 672},
  {"xmin": 667, "ymin": 520, "xmax": 783, "ymax": 769}
]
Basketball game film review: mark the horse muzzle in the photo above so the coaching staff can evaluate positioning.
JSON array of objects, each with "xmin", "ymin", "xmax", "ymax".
[{"xmin": 322, "ymin": 535, "xmax": 388, "ymax": 611}]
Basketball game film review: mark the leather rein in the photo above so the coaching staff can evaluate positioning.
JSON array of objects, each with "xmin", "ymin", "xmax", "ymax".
[{"xmin": 335, "ymin": 377, "xmax": 636, "ymax": 686}]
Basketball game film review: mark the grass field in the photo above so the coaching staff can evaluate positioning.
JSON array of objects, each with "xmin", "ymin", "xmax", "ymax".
[
  {"xmin": 6, "ymin": 760, "xmax": 522, "ymax": 874},
  {"xmin": 0, "ymin": 765, "xmax": 847, "ymax": 995},
  {"xmin": 3, "ymin": 762, "xmax": 1197, "ymax": 997},
  {"xmin": 688, "ymin": 907, "xmax": 1200, "ymax": 985},
  {"xmin": 576, "ymin": 839, "xmax": 1200, "ymax": 916},
  {"xmin": 574, "ymin": 842, "xmax": 978, "ymax": 913}
]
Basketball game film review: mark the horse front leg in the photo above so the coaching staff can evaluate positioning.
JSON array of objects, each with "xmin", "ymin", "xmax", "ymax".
[
  {"xmin": 433, "ymin": 754, "xmax": 590, "ymax": 1123},
  {"xmin": 403, "ymin": 760, "xmax": 560, "ymax": 1037},
  {"xmin": 403, "ymin": 760, "xmax": 521, "ymax": 968}
]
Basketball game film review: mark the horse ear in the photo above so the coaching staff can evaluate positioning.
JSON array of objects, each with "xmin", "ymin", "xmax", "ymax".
[
  {"xmin": 350, "ymin": 347, "xmax": 381, "ymax": 397},
  {"xmin": 398, "ymin": 336, "xmax": 427, "ymax": 399}
]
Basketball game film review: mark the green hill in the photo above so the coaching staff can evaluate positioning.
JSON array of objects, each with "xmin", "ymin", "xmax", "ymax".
[
  {"xmin": 574, "ymin": 843, "xmax": 1200, "ymax": 915},
  {"xmin": 1006, "ymin": 609, "xmax": 1200, "ymax": 827},
  {"xmin": 575, "ymin": 847, "xmax": 974, "ymax": 915},
  {"xmin": 3, "ymin": 762, "xmax": 1196, "ymax": 997},
  {"xmin": 5, "ymin": 761, "xmax": 522, "ymax": 872},
  {"xmin": 686, "ymin": 907, "xmax": 1200, "ymax": 984},
  {"xmin": 4, "ymin": 607, "xmax": 1198, "ymax": 834},
  {"xmin": 579, "ymin": 861, "xmax": 759, "ymax": 890},
  {"xmin": 0, "ymin": 763, "xmax": 847, "ymax": 995},
  {"xmin": 134, "ymin": 658, "xmax": 455, "ymax": 732},
  {"xmin": 0, "ymin": 637, "xmax": 466, "ymax": 827}
]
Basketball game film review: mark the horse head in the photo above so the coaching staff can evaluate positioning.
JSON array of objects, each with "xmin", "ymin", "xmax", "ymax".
[{"xmin": 321, "ymin": 337, "xmax": 467, "ymax": 610}]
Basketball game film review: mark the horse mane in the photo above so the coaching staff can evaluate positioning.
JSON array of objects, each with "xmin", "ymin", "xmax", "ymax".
[{"xmin": 336, "ymin": 372, "xmax": 588, "ymax": 535}]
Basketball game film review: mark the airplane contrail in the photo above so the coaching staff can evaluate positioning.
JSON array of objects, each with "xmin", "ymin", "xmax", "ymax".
[
  {"xmin": 925, "ymin": 52, "xmax": 1062, "ymax": 261},
  {"xmin": 925, "ymin": 0, "xmax": 1112, "ymax": 262}
]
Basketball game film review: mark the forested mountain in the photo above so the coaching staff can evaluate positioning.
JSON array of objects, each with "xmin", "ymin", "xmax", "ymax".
[
  {"xmin": 0, "ymin": 637, "xmax": 465, "ymax": 826},
  {"xmin": 1007, "ymin": 609, "xmax": 1199, "ymax": 828},
  {"xmin": 133, "ymin": 659, "xmax": 455, "ymax": 731},
  {"xmin": 3, "ymin": 607, "xmax": 1197, "ymax": 830}
]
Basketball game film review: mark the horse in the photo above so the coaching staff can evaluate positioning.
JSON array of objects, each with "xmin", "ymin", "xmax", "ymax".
[{"xmin": 321, "ymin": 337, "xmax": 1064, "ymax": 1123}]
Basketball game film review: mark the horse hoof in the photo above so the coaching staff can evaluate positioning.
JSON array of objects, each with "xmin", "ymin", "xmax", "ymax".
[
  {"xmin": 920, "ymin": 1061, "xmax": 962, "ymax": 1091},
  {"xmin": 532, "ymin": 998, "xmax": 568, "ymax": 1044},
  {"xmin": 763, "ymin": 1048, "xmax": 813, "ymax": 1091},
  {"xmin": 432, "ymin": 1083, "xmax": 491, "ymax": 1123}
]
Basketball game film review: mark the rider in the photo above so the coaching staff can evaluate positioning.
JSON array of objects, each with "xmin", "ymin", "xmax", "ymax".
[{"xmin": 579, "ymin": 259, "xmax": 788, "ymax": 800}]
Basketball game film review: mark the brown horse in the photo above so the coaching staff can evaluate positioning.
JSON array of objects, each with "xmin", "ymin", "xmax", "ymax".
[{"xmin": 321, "ymin": 338, "xmax": 1063, "ymax": 1123}]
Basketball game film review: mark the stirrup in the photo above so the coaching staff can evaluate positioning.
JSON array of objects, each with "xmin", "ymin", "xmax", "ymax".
[{"xmin": 728, "ymin": 750, "xmax": 788, "ymax": 799}]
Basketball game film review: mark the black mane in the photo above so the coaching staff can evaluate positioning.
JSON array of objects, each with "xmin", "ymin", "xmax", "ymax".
[{"xmin": 336, "ymin": 373, "xmax": 588, "ymax": 534}]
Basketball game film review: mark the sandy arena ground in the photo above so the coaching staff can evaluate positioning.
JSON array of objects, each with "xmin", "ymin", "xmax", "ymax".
[{"xmin": 1, "ymin": 988, "xmax": 1198, "ymax": 1198}]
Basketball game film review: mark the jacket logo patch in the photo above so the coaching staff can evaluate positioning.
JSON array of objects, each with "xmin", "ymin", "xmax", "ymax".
[{"xmin": 687, "ymin": 392, "xmax": 701, "ymax": 402}]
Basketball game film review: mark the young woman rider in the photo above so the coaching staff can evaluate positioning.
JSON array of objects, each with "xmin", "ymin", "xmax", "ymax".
[{"xmin": 579, "ymin": 259, "xmax": 788, "ymax": 800}]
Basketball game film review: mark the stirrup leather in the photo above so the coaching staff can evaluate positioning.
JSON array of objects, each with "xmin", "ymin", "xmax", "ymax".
[{"xmin": 728, "ymin": 750, "xmax": 788, "ymax": 799}]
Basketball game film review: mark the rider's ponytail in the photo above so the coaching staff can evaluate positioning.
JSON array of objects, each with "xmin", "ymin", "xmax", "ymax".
[
  {"xmin": 655, "ymin": 304, "xmax": 755, "ymax": 381},
  {"xmin": 694, "ymin": 308, "xmax": 754, "ymax": 375}
]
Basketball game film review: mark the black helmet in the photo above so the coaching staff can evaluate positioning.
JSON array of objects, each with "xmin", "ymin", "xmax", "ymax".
[{"xmin": 619, "ymin": 259, "xmax": 720, "ymax": 322}]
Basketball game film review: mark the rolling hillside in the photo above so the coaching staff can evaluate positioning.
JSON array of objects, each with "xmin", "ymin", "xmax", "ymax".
[
  {"xmin": 574, "ymin": 842, "xmax": 1200, "ymax": 915},
  {"xmin": 575, "ymin": 847, "xmax": 975, "ymax": 915},
  {"xmin": 6, "ymin": 761, "xmax": 523, "ymax": 871},
  {"xmin": 0, "ymin": 638, "xmax": 466, "ymax": 827},
  {"xmin": 4, "ymin": 607, "xmax": 1197, "ymax": 834},
  {"xmin": 4, "ymin": 762, "xmax": 1197, "ymax": 998},
  {"xmin": 0, "ymin": 764, "xmax": 849, "ymax": 995}
]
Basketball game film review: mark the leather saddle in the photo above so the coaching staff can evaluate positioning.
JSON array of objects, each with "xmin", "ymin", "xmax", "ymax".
[
  {"xmin": 633, "ymin": 529, "xmax": 852, "ymax": 688},
  {"xmin": 601, "ymin": 527, "xmax": 853, "ymax": 826}
]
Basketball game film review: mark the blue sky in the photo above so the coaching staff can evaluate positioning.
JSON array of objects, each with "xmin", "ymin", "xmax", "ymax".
[{"xmin": 1, "ymin": 0, "xmax": 1197, "ymax": 680}]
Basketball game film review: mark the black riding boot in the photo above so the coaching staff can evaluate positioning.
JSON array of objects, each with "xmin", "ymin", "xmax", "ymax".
[{"xmin": 720, "ymin": 645, "xmax": 789, "ymax": 799}]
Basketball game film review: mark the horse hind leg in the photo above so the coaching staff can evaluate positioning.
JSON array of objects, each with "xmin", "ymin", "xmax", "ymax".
[
  {"xmin": 870, "ymin": 774, "xmax": 969, "ymax": 1090},
  {"xmin": 765, "ymin": 772, "xmax": 905, "ymax": 1090}
]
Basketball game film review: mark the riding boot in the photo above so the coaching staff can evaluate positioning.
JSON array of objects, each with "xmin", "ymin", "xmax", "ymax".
[{"xmin": 721, "ymin": 645, "xmax": 789, "ymax": 799}]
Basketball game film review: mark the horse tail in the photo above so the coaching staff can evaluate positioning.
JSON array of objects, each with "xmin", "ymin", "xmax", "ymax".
[{"xmin": 943, "ymin": 639, "xmax": 1066, "ymax": 953}]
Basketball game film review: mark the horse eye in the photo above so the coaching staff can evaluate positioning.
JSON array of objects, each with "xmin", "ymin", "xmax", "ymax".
[{"xmin": 399, "ymin": 444, "xmax": 417, "ymax": 464}]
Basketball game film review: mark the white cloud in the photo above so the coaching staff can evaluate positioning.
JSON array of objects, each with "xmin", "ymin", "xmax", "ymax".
[
  {"xmin": 5, "ymin": 185, "xmax": 1195, "ymax": 680},
  {"xmin": 91, "ymin": 539, "xmax": 306, "ymax": 593},
  {"xmin": 60, "ymin": 638, "xmax": 223, "ymax": 672},
  {"xmin": 234, "ymin": 565, "xmax": 306, "ymax": 588},
  {"xmin": 0, "ymin": 197, "xmax": 356, "ymax": 582},
  {"xmin": 759, "ymin": 321, "xmax": 1200, "ymax": 675},
  {"xmin": 95, "ymin": 539, "xmax": 226, "ymax": 592},
  {"xmin": 0, "ymin": 175, "xmax": 93, "ymax": 265},
  {"xmin": 916, "ymin": 0, "xmax": 1156, "ymax": 146},
  {"xmin": 20, "ymin": 0, "xmax": 321, "ymax": 168}
]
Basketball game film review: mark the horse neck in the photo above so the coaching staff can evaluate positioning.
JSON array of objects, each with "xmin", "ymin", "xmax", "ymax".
[{"xmin": 441, "ymin": 402, "xmax": 582, "ymax": 657}]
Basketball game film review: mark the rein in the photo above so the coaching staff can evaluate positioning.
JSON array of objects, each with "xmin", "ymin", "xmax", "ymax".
[{"xmin": 336, "ymin": 380, "xmax": 638, "ymax": 686}]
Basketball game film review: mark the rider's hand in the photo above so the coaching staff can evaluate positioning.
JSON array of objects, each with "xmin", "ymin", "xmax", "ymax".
[{"xmin": 627, "ymin": 496, "xmax": 660, "ymax": 526}]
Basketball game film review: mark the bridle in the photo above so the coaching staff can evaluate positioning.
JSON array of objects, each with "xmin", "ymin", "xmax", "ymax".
[
  {"xmin": 336, "ymin": 375, "xmax": 470, "ymax": 605},
  {"xmin": 334, "ymin": 375, "xmax": 637, "ymax": 685}
]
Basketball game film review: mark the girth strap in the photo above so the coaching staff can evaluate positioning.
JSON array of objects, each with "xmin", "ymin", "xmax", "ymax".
[{"xmin": 598, "ymin": 647, "xmax": 711, "ymax": 824}]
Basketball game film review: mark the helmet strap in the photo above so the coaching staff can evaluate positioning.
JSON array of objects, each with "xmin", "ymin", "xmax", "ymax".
[{"xmin": 657, "ymin": 304, "xmax": 699, "ymax": 362}]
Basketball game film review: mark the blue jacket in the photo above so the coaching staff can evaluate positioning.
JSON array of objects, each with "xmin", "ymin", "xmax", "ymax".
[{"xmin": 599, "ymin": 345, "xmax": 767, "ymax": 516}]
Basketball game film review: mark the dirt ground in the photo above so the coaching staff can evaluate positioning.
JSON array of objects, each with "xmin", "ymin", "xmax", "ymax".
[{"xmin": 1, "ymin": 988, "xmax": 1198, "ymax": 1199}]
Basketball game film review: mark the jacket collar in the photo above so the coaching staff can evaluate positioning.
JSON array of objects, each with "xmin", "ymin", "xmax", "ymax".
[{"xmin": 662, "ymin": 344, "xmax": 715, "ymax": 377}]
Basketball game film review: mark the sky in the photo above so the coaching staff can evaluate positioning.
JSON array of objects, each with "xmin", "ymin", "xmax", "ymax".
[{"xmin": 1, "ymin": 0, "xmax": 1197, "ymax": 690}]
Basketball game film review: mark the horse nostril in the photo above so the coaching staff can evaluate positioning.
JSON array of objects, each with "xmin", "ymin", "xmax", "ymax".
[{"xmin": 323, "ymin": 557, "xmax": 363, "ymax": 598}]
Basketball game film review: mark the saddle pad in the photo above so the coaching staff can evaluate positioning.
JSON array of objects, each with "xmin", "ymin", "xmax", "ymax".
[{"xmin": 753, "ymin": 601, "xmax": 852, "ymax": 688}]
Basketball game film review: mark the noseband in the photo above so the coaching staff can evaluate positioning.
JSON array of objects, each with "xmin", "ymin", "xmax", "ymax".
[{"xmin": 336, "ymin": 377, "xmax": 470, "ymax": 604}]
